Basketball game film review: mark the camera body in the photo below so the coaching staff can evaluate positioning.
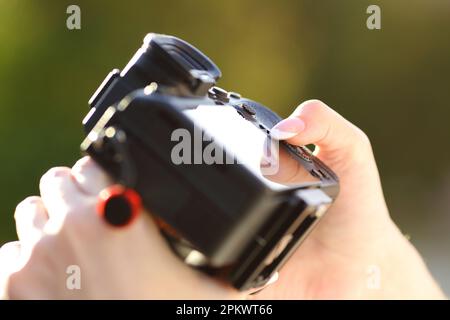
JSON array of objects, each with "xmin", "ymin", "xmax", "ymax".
[{"xmin": 81, "ymin": 34, "xmax": 339, "ymax": 290}]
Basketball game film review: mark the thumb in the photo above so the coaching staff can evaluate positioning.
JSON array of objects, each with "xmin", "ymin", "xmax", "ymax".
[
  {"xmin": 270, "ymin": 100, "xmax": 389, "ymax": 233},
  {"xmin": 271, "ymin": 100, "xmax": 371, "ymax": 163},
  {"xmin": 269, "ymin": 100, "xmax": 384, "ymax": 217}
]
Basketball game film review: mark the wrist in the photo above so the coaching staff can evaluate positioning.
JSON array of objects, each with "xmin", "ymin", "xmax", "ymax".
[{"xmin": 368, "ymin": 224, "xmax": 445, "ymax": 299}]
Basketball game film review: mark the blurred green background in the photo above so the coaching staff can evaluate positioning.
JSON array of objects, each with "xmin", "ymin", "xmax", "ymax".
[{"xmin": 0, "ymin": 0, "xmax": 449, "ymax": 293}]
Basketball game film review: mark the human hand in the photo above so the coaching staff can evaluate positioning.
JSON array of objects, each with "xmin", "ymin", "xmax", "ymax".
[
  {"xmin": 0, "ymin": 157, "xmax": 241, "ymax": 299},
  {"xmin": 253, "ymin": 99, "xmax": 445, "ymax": 299},
  {"xmin": 0, "ymin": 100, "xmax": 445, "ymax": 300}
]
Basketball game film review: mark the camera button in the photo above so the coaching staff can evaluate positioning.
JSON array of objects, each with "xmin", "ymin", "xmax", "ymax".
[
  {"xmin": 228, "ymin": 92, "xmax": 241, "ymax": 99},
  {"xmin": 211, "ymin": 86, "xmax": 228, "ymax": 98},
  {"xmin": 240, "ymin": 103, "xmax": 256, "ymax": 116}
]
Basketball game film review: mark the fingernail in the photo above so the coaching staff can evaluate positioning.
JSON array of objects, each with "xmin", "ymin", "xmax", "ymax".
[{"xmin": 270, "ymin": 118, "xmax": 305, "ymax": 140}]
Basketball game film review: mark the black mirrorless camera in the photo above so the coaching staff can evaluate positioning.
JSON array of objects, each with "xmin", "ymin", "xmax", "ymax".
[{"xmin": 81, "ymin": 33, "xmax": 339, "ymax": 290}]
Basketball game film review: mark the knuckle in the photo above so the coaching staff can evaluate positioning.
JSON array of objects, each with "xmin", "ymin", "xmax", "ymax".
[
  {"xmin": 22, "ymin": 195, "xmax": 41, "ymax": 204},
  {"xmin": 45, "ymin": 166, "xmax": 71, "ymax": 178},
  {"xmin": 72, "ymin": 156, "xmax": 93, "ymax": 174},
  {"xmin": 40, "ymin": 167, "xmax": 71, "ymax": 185},
  {"xmin": 294, "ymin": 99, "xmax": 374, "ymax": 158},
  {"xmin": 296, "ymin": 99, "xmax": 328, "ymax": 116},
  {"xmin": 15, "ymin": 195, "xmax": 40, "ymax": 209},
  {"xmin": 0, "ymin": 241, "xmax": 18, "ymax": 256},
  {"xmin": 14, "ymin": 196, "xmax": 41, "ymax": 220},
  {"xmin": 344, "ymin": 124, "xmax": 374, "ymax": 162},
  {"xmin": 353, "ymin": 125, "xmax": 372, "ymax": 148}
]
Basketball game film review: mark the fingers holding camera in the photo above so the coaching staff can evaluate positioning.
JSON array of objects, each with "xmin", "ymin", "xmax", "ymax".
[
  {"xmin": 39, "ymin": 166, "xmax": 90, "ymax": 222},
  {"xmin": 260, "ymin": 140, "xmax": 317, "ymax": 184},
  {"xmin": 13, "ymin": 161, "xmax": 101, "ymax": 241},
  {"xmin": 14, "ymin": 196, "xmax": 48, "ymax": 254},
  {"xmin": 265, "ymin": 99, "xmax": 373, "ymax": 186},
  {"xmin": 271, "ymin": 99, "xmax": 372, "ymax": 166},
  {"xmin": 71, "ymin": 156, "xmax": 113, "ymax": 196},
  {"xmin": 34, "ymin": 157, "xmax": 141, "ymax": 234},
  {"xmin": 13, "ymin": 165, "xmax": 96, "ymax": 264}
]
